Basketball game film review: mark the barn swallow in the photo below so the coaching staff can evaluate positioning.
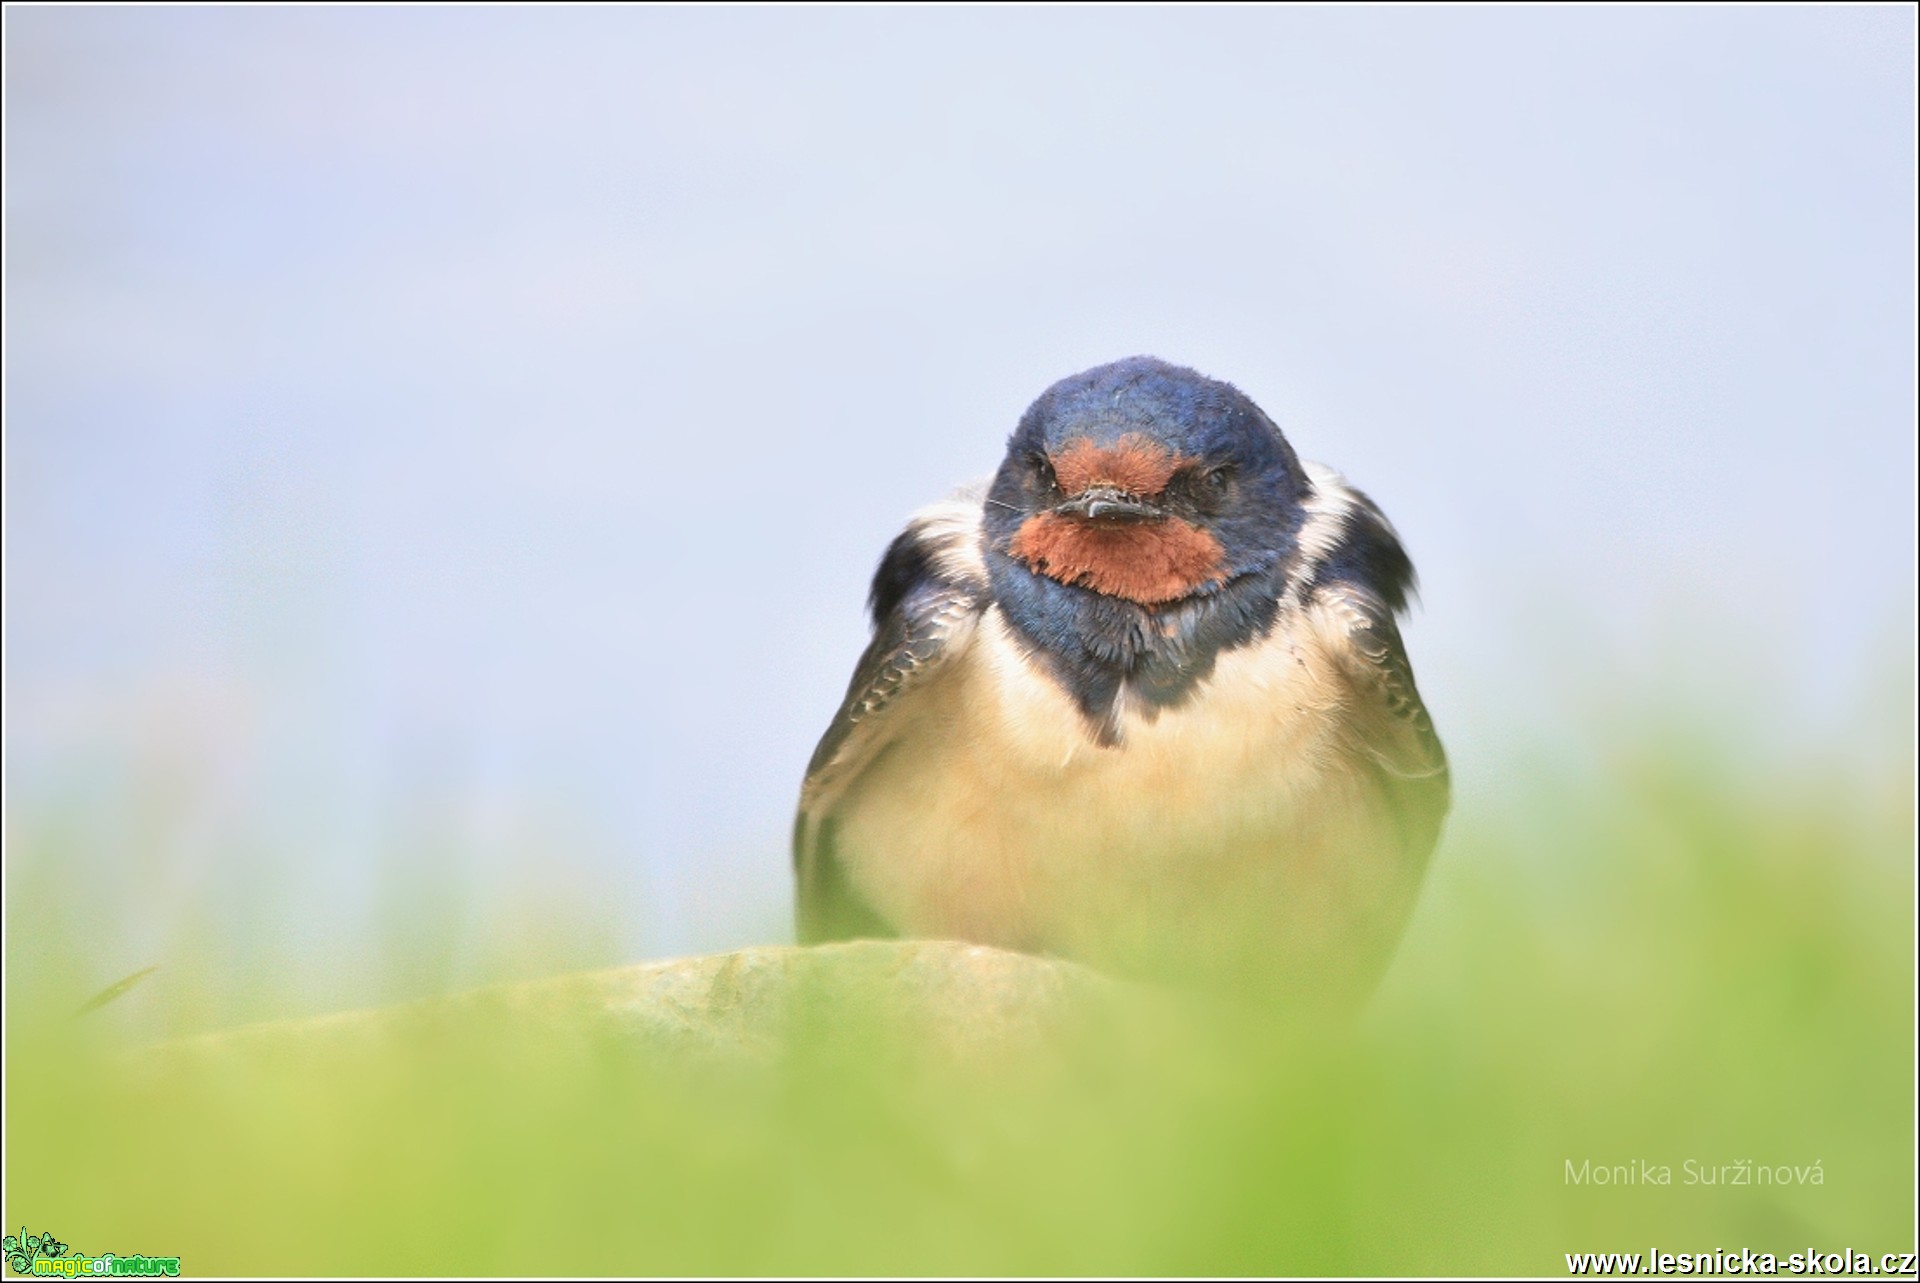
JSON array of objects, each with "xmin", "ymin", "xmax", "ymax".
[{"xmin": 795, "ymin": 357, "xmax": 1447, "ymax": 1005}]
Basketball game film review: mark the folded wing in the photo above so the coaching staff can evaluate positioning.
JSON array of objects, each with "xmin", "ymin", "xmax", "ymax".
[{"xmin": 794, "ymin": 491, "xmax": 990, "ymax": 943}]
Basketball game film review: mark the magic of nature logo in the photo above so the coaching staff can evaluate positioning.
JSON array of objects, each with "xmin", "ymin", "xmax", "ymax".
[{"xmin": 3, "ymin": 1229, "xmax": 180, "ymax": 1278}]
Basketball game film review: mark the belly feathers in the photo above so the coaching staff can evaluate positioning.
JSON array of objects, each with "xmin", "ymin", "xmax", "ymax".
[{"xmin": 832, "ymin": 607, "xmax": 1413, "ymax": 993}]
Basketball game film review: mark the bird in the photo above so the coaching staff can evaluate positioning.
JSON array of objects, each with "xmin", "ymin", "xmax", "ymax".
[{"xmin": 793, "ymin": 357, "xmax": 1447, "ymax": 1006}]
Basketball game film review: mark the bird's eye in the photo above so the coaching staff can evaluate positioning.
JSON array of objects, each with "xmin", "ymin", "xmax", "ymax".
[{"xmin": 1029, "ymin": 454, "xmax": 1058, "ymax": 490}]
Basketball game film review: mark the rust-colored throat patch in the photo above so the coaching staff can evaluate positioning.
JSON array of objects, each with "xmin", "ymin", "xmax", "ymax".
[{"xmin": 1009, "ymin": 435, "xmax": 1226, "ymax": 606}]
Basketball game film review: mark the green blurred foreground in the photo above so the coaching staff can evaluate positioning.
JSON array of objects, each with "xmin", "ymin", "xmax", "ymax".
[{"xmin": 6, "ymin": 723, "xmax": 1914, "ymax": 1276}]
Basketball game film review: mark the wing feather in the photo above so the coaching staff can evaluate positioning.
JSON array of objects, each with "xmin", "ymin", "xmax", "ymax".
[
  {"xmin": 1290, "ymin": 462, "xmax": 1449, "ymax": 868},
  {"xmin": 1304, "ymin": 558, "xmax": 1448, "ymax": 877},
  {"xmin": 794, "ymin": 491, "xmax": 989, "ymax": 942}
]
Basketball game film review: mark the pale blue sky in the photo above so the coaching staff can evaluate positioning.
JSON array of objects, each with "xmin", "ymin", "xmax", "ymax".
[{"xmin": 6, "ymin": 7, "xmax": 1914, "ymax": 1011}]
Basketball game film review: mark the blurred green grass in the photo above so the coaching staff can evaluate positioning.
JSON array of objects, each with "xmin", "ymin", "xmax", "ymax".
[{"xmin": 5, "ymin": 708, "xmax": 1913, "ymax": 1276}]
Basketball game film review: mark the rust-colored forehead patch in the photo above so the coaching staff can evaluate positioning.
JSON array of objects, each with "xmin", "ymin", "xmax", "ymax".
[
  {"xmin": 1009, "ymin": 513, "xmax": 1225, "ymax": 607},
  {"xmin": 1051, "ymin": 433, "xmax": 1195, "ymax": 498}
]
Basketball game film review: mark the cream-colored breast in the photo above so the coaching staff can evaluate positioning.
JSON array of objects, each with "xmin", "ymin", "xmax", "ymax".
[{"xmin": 831, "ymin": 600, "xmax": 1413, "ymax": 990}]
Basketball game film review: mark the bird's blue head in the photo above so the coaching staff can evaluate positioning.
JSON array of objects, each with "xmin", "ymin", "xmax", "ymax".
[{"xmin": 982, "ymin": 357, "xmax": 1310, "ymax": 608}]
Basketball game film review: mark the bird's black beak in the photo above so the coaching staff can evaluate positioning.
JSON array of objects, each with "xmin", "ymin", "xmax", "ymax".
[{"xmin": 1053, "ymin": 484, "xmax": 1166, "ymax": 524}]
